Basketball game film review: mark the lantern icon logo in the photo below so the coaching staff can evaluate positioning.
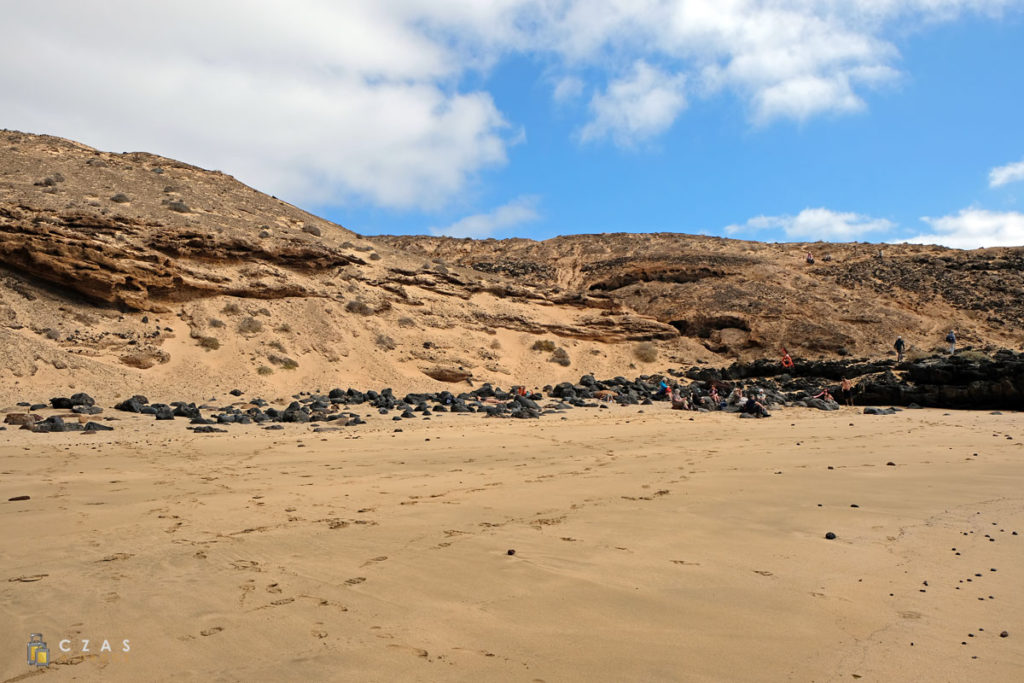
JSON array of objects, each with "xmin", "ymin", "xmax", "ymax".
[{"xmin": 27, "ymin": 634, "xmax": 50, "ymax": 667}]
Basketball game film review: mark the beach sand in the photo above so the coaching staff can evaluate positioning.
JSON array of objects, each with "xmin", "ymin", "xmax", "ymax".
[{"xmin": 2, "ymin": 405, "xmax": 1022, "ymax": 681}]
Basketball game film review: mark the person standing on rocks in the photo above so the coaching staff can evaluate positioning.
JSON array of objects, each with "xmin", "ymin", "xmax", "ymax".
[
  {"xmin": 946, "ymin": 330, "xmax": 957, "ymax": 355},
  {"xmin": 840, "ymin": 377, "xmax": 853, "ymax": 407},
  {"xmin": 894, "ymin": 336, "xmax": 906, "ymax": 362}
]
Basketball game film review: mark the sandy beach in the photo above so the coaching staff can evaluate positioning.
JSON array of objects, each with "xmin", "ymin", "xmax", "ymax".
[{"xmin": 2, "ymin": 404, "xmax": 1022, "ymax": 681}]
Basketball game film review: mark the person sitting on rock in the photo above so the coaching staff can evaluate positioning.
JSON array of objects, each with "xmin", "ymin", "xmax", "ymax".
[
  {"xmin": 743, "ymin": 393, "xmax": 770, "ymax": 417},
  {"xmin": 709, "ymin": 386, "xmax": 720, "ymax": 407},
  {"xmin": 670, "ymin": 388, "xmax": 689, "ymax": 410},
  {"xmin": 812, "ymin": 387, "xmax": 834, "ymax": 402},
  {"xmin": 805, "ymin": 252, "xmax": 815, "ymax": 265},
  {"xmin": 658, "ymin": 379, "xmax": 670, "ymax": 399},
  {"xmin": 727, "ymin": 387, "xmax": 744, "ymax": 406}
]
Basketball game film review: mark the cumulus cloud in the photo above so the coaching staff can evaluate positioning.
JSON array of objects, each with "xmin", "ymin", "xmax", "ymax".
[
  {"xmin": 727, "ymin": 208, "xmax": 895, "ymax": 240},
  {"xmin": 430, "ymin": 195, "xmax": 541, "ymax": 238},
  {"xmin": 580, "ymin": 61, "xmax": 687, "ymax": 146},
  {"xmin": 903, "ymin": 209, "xmax": 1024, "ymax": 248},
  {"xmin": 989, "ymin": 158, "xmax": 1024, "ymax": 187},
  {"xmin": 0, "ymin": 1, "xmax": 1018, "ymax": 212},
  {"xmin": 0, "ymin": 1, "xmax": 511, "ymax": 210}
]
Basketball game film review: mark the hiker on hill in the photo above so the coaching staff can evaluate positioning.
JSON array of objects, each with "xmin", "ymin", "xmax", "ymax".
[
  {"xmin": 946, "ymin": 330, "xmax": 957, "ymax": 355},
  {"xmin": 805, "ymin": 252, "xmax": 815, "ymax": 265},
  {"xmin": 894, "ymin": 336, "xmax": 906, "ymax": 362}
]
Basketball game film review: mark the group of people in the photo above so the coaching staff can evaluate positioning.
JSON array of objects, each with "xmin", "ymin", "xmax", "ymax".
[{"xmin": 666, "ymin": 383, "xmax": 771, "ymax": 417}]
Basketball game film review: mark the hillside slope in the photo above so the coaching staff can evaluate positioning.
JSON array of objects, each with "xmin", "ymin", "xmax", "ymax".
[{"xmin": 1, "ymin": 129, "xmax": 1022, "ymax": 404}]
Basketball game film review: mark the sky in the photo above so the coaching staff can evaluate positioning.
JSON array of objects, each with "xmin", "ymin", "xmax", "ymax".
[{"xmin": 2, "ymin": 1, "xmax": 1024, "ymax": 248}]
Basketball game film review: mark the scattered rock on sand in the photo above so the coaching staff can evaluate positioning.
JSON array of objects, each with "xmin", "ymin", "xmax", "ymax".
[
  {"xmin": 825, "ymin": 532, "xmax": 836, "ymax": 540},
  {"xmin": 7, "ymin": 495, "xmax": 30, "ymax": 502}
]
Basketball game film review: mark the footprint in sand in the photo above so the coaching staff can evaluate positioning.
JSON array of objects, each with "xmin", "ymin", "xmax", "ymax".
[
  {"xmin": 8, "ymin": 574, "xmax": 48, "ymax": 582},
  {"xmin": 360, "ymin": 556, "xmax": 388, "ymax": 567},
  {"xmin": 270, "ymin": 597, "xmax": 295, "ymax": 606},
  {"xmin": 345, "ymin": 577, "xmax": 366, "ymax": 586},
  {"xmin": 387, "ymin": 644, "xmax": 429, "ymax": 658},
  {"xmin": 231, "ymin": 559, "xmax": 261, "ymax": 571},
  {"xmin": 99, "ymin": 552, "xmax": 134, "ymax": 562},
  {"xmin": 267, "ymin": 583, "xmax": 282, "ymax": 593},
  {"xmin": 200, "ymin": 627, "xmax": 224, "ymax": 637}
]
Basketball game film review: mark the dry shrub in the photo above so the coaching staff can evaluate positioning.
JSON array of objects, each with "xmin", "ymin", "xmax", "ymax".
[
  {"xmin": 274, "ymin": 323, "xmax": 292, "ymax": 333},
  {"xmin": 532, "ymin": 339, "xmax": 556, "ymax": 352},
  {"xmin": 221, "ymin": 302, "xmax": 241, "ymax": 315},
  {"xmin": 120, "ymin": 350, "xmax": 170, "ymax": 369},
  {"xmin": 634, "ymin": 342, "xmax": 658, "ymax": 363},
  {"xmin": 397, "ymin": 317, "xmax": 416, "ymax": 328},
  {"xmin": 550, "ymin": 347, "xmax": 571, "ymax": 366},
  {"xmin": 376, "ymin": 334, "xmax": 396, "ymax": 351},
  {"xmin": 268, "ymin": 340, "xmax": 286, "ymax": 352},
  {"xmin": 208, "ymin": 318, "xmax": 225, "ymax": 328},
  {"xmin": 197, "ymin": 336, "xmax": 220, "ymax": 351},
  {"xmin": 257, "ymin": 365, "xmax": 273, "ymax": 376},
  {"xmin": 268, "ymin": 353, "xmax": 298, "ymax": 369},
  {"xmin": 490, "ymin": 339, "xmax": 501, "ymax": 350},
  {"xmin": 905, "ymin": 349, "xmax": 930, "ymax": 362},
  {"xmin": 237, "ymin": 317, "xmax": 263, "ymax": 335},
  {"xmin": 345, "ymin": 300, "xmax": 373, "ymax": 316}
]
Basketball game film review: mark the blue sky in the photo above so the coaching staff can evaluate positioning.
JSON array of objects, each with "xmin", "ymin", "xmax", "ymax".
[{"xmin": 3, "ymin": 2, "xmax": 1024, "ymax": 247}]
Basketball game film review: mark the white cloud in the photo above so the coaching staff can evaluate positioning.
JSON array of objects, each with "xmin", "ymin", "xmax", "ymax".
[
  {"xmin": 727, "ymin": 207, "xmax": 896, "ymax": 240},
  {"xmin": 0, "ymin": 1, "xmax": 511, "ymax": 210},
  {"xmin": 0, "ymin": 1, "xmax": 1018, "ymax": 212},
  {"xmin": 989, "ymin": 158, "xmax": 1024, "ymax": 187},
  {"xmin": 553, "ymin": 76, "xmax": 585, "ymax": 102},
  {"xmin": 580, "ymin": 61, "xmax": 687, "ymax": 146},
  {"xmin": 904, "ymin": 209, "xmax": 1024, "ymax": 248},
  {"xmin": 430, "ymin": 195, "xmax": 541, "ymax": 238}
]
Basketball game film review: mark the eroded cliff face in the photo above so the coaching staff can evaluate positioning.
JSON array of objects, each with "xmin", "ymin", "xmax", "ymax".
[
  {"xmin": 0, "ymin": 129, "xmax": 1022, "ymax": 403},
  {"xmin": 373, "ymin": 234, "xmax": 1024, "ymax": 359}
]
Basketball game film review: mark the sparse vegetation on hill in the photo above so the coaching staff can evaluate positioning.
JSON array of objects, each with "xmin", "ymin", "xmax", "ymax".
[{"xmin": 1, "ymin": 129, "xmax": 1023, "ymax": 402}]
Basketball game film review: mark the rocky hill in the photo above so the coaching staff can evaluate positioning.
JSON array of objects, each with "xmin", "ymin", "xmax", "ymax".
[{"xmin": 1, "ymin": 129, "xmax": 1022, "ymax": 404}]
